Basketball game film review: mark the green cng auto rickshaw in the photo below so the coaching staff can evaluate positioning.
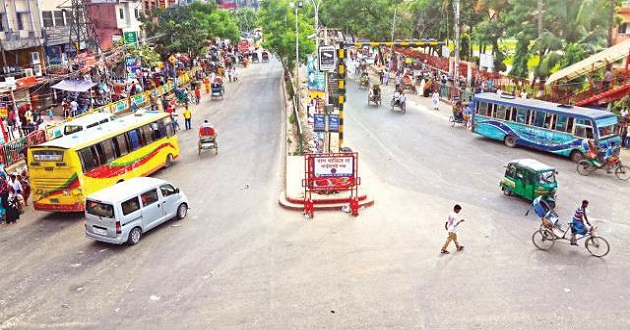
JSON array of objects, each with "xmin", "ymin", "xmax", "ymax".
[{"xmin": 500, "ymin": 159, "xmax": 557, "ymax": 208}]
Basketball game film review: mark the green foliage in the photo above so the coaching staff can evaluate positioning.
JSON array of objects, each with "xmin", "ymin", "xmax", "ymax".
[
  {"xmin": 460, "ymin": 33, "xmax": 471, "ymax": 60},
  {"xmin": 234, "ymin": 7, "xmax": 258, "ymax": 33},
  {"xmin": 508, "ymin": 38, "xmax": 530, "ymax": 78},
  {"xmin": 320, "ymin": 0, "xmax": 405, "ymax": 40},
  {"xmin": 141, "ymin": 2, "xmax": 240, "ymax": 59},
  {"xmin": 257, "ymin": 0, "xmax": 314, "ymax": 70},
  {"xmin": 114, "ymin": 40, "xmax": 161, "ymax": 68}
]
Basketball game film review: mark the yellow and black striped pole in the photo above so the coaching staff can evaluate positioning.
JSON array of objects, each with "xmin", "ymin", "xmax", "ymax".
[{"xmin": 337, "ymin": 42, "xmax": 346, "ymax": 149}]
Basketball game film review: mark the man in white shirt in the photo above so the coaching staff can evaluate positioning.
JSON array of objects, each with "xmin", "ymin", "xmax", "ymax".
[
  {"xmin": 9, "ymin": 174, "xmax": 22, "ymax": 194},
  {"xmin": 621, "ymin": 108, "xmax": 628, "ymax": 120},
  {"xmin": 70, "ymin": 100, "xmax": 78, "ymax": 116},
  {"xmin": 441, "ymin": 204, "xmax": 465, "ymax": 254}
]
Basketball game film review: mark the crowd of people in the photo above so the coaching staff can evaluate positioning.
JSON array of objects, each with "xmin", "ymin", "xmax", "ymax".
[{"xmin": 0, "ymin": 164, "xmax": 29, "ymax": 225}]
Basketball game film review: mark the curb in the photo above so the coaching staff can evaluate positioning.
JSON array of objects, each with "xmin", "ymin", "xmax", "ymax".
[{"xmin": 278, "ymin": 191, "xmax": 375, "ymax": 211}]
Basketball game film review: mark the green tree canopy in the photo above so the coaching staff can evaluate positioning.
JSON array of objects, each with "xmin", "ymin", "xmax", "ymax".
[
  {"xmin": 256, "ymin": 0, "xmax": 315, "ymax": 70},
  {"xmin": 142, "ymin": 2, "xmax": 240, "ymax": 59}
]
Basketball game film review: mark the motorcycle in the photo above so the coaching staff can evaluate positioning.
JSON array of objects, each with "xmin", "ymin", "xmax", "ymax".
[{"xmin": 390, "ymin": 92, "xmax": 406, "ymax": 113}]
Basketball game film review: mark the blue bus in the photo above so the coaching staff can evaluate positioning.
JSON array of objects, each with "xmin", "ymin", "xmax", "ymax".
[{"xmin": 471, "ymin": 93, "xmax": 621, "ymax": 162}]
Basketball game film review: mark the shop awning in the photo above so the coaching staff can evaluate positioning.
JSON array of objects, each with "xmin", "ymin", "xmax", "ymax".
[
  {"xmin": 51, "ymin": 79, "xmax": 97, "ymax": 92},
  {"xmin": 546, "ymin": 39, "xmax": 630, "ymax": 84}
]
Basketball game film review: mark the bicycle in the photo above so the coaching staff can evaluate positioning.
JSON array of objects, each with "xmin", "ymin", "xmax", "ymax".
[{"xmin": 532, "ymin": 221, "xmax": 610, "ymax": 257}]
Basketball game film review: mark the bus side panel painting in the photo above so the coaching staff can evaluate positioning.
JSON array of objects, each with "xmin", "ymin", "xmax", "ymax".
[{"xmin": 474, "ymin": 117, "xmax": 583, "ymax": 157}]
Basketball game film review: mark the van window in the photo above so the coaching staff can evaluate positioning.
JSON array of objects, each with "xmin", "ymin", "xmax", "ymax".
[
  {"xmin": 122, "ymin": 197, "xmax": 141, "ymax": 215},
  {"xmin": 140, "ymin": 189, "xmax": 159, "ymax": 206},
  {"xmin": 160, "ymin": 184, "xmax": 177, "ymax": 197},
  {"xmin": 87, "ymin": 200, "xmax": 114, "ymax": 218}
]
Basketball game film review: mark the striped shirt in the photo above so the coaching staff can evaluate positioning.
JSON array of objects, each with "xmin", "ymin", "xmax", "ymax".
[{"xmin": 572, "ymin": 206, "xmax": 587, "ymax": 223}]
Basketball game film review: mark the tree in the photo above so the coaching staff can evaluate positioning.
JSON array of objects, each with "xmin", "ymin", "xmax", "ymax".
[
  {"xmin": 142, "ymin": 2, "xmax": 240, "ymax": 59},
  {"xmin": 114, "ymin": 40, "xmax": 161, "ymax": 69},
  {"xmin": 234, "ymin": 7, "xmax": 258, "ymax": 34},
  {"xmin": 256, "ymin": 0, "xmax": 315, "ymax": 70}
]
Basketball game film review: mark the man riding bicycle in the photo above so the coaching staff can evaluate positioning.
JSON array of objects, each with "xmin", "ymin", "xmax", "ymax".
[{"xmin": 570, "ymin": 200, "xmax": 592, "ymax": 245}]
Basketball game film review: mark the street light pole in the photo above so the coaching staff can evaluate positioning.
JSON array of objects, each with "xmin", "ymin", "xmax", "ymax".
[{"xmin": 453, "ymin": 0, "xmax": 461, "ymax": 80}]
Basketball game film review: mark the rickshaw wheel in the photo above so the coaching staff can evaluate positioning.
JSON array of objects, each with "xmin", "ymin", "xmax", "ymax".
[
  {"xmin": 585, "ymin": 236, "xmax": 610, "ymax": 257},
  {"xmin": 615, "ymin": 165, "xmax": 630, "ymax": 181},
  {"xmin": 532, "ymin": 229, "xmax": 556, "ymax": 250},
  {"xmin": 576, "ymin": 160, "xmax": 596, "ymax": 176}
]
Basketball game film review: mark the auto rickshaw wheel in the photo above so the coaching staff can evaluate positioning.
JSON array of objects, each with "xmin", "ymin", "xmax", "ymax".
[
  {"xmin": 502, "ymin": 186, "xmax": 512, "ymax": 196},
  {"xmin": 504, "ymin": 135, "xmax": 517, "ymax": 148}
]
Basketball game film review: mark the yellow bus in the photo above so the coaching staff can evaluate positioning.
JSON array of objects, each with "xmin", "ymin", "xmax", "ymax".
[{"xmin": 28, "ymin": 111, "xmax": 180, "ymax": 212}]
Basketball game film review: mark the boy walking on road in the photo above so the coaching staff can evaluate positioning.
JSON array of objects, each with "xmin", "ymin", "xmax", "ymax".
[{"xmin": 441, "ymin": 204, "xmax": 465, "ymax": 254}]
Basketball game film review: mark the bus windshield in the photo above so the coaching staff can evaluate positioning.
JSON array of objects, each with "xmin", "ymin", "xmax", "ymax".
[{"xmin": 596, "ymin": 118, "xmax": 619, "ymax": 139}]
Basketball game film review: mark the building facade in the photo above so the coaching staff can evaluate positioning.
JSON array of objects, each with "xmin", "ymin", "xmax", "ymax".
[
  {"xmin": 0, "ymin": 0, "xmax": 44, "ymax": 77},
  {"xmin": 87, "ymin": 0, "xmax": 142, "ymax": 51}
]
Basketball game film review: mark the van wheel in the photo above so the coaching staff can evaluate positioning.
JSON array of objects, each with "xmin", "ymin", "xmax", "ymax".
[
  {"xmin": 177, "ymin": 203, "xmax": 188, "ymax": 220},
  {"xmin": 504, "ymin": 135, "xmax": 517, "ymax": 148},
  {"xmin": 127, "ymin": 227, "xmax": 142, "ymax": 245},
  {"xmin": 165, "ymin": 154, "xmax": 173, "ymax": 168},
  {"xmin": 570, "ymin": 150, "xmax": 585, "ymax": 163}
]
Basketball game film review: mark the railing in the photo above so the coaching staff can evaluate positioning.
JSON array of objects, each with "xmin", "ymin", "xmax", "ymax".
[{"xmin": 44, "ymin": 66, "xmax": 202, "ymax": 140}]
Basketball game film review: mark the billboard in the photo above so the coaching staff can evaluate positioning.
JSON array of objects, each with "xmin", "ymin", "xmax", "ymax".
[
  {"xmin": 307, "ymin": 56, "xmax": 325, "ymax": 91},
  {"xmin": 216, "ymin": 0, "xmax": 236, "ymax": 9}
]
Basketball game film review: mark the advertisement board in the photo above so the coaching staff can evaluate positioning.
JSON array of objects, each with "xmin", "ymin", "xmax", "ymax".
[
  {"xmin": 307, "ymin": 56, "xmax": 325, "ymax": 91},
  {"xmin": 313, "ymin": 114, "xmax": 325, "ymax": 132}
]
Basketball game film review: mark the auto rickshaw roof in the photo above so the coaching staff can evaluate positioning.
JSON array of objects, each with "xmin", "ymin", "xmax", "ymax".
[{"xmin": 509, "ymin": 159, "xmax": 555, "ymax": 172}]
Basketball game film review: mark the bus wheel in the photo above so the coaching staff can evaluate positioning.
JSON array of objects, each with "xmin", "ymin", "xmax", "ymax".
[
  {"xmin": 504, "ymin": 135, "xmax": 517, "ymax": 148},
  {"xmin": 165, "ymin": 154, "xmax": 173, "ymax": 168},
  {"xmin": 570, "ymin": 150, "xmax": 585, "ymax": 163}
]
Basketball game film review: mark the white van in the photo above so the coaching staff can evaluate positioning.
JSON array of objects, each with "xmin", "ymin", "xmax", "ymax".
[
  {"xmin": 85, "ymin": 177, "xmax": 189, "ymax": 245},
  {"xmin": 62, "ymin": 112, "xmax": 117, "ymax": 136}
]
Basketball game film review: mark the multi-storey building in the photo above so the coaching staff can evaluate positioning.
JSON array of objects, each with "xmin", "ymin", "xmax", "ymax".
[
  {"xmin": 0, "ymin": 0, "xmax": 44, "ymax": 77},
  {"xmin": 87, "ymin": 0, "xmax": 143, "ymax": 51}
]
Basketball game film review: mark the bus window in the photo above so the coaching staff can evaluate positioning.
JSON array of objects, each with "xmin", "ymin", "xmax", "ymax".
[
  {"xmin": 112, "ymin": 134, "xmax": 129, "ymax": 157},
  {"xmin": 544, "ymin": 114, "xmax": 556, "ymax": 129},
  {"xmin": 494, "ymin": 104, "xmax": 509, "ymax": 120},
  {"xmin": 532, "ymin": 111, "xmax": 546, "ymax": 127},
  {"xmin": 566, "ymin": 117, "xmax": 574, "ymax": 133},
  {"xmin": 128, "ymin": 130, "xmax": 140, "ymax": 151},
  {"xmin": 79, "ymin": 148, "xmax": 99, "ymax": 173},
  {"xmin": 574, "ymin": 119, "xmax": 593, "ymax": 138},
  {"xmin": 485, "ymin": 103, "xmax": 494, "ymax": 117},
  {"xmin": 516, "ymin": 108, "xmax": 529, "ymax": 124},
  {"xmin": 163, "ymin": 117, "xmax": 174, "ymax": 137},
  {"xmin": 555, "ymin": 115, "xmax": 568, "ymax": 132},
  {"xmin": 509, "ymin": 107, "xmax": 517, "ymax": 122},
  {"xmin": 141, "ymin": 125, "xmax": 155, "ymax": 145},
  {"xmin": 476, "ymin": 102, "xmax": 487, "ymax": 114},
  {"xmin": 99, "ymin": 140, "xmax": 116, "ymax": 164}
]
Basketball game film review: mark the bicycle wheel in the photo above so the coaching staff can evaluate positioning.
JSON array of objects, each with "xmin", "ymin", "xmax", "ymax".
[
  {"xmin": 576, "ymin": 160, "xmax": 596, "ymax": 176},
  {"xmin": 585, "ymin": 236, "xmax": 610, "ymax": 257},
  {"xmin": 615, "ymin": 165, "xmax": 630, "ymax": 181},
  {"xmin": 532, "ymin": 229, "xmax": 556, "ymax": 250}
]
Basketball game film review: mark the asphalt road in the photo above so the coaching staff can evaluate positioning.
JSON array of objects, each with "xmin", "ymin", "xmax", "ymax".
[{"xmin": 0, "ymin": 60, "xmax": 628, "ymax": 329}]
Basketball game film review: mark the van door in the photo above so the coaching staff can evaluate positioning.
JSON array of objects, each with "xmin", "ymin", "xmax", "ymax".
[
  {"xmin": 140, "ymin": 189, "xmax": 165, "ymax": 230},
  {"xmin": 159, "ymin": 184, "xmax": 179, "ymax": 219},
  {"xmin": 121, "ymin": 196, "xmax": 142, "ymax": 234}
]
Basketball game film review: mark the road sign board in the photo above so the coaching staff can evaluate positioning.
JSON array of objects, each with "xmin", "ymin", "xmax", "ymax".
[
  {"xmin": 314, "ymin": 114, "xmax": 326, "ymax": 132},
  {"xmin": 328, "ymin": 114, "xmax": 339, "ymax": 132},
  {"xmin": 319, "ymin": 46, "xmax": 337, "ymax": 71},
  {"xmin": 124, "ymin": 31, "xmax": 138, "ymax": 45}
]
